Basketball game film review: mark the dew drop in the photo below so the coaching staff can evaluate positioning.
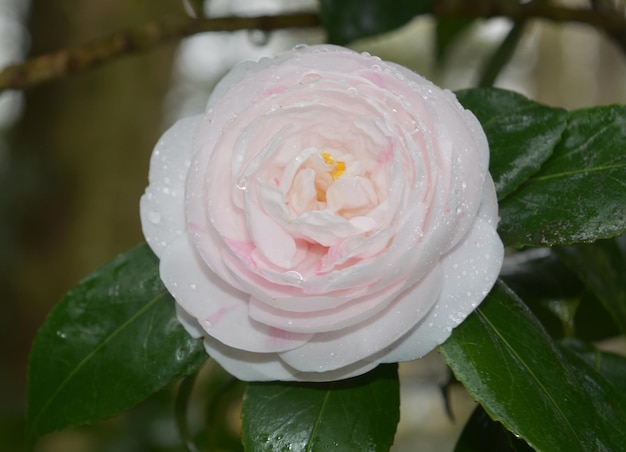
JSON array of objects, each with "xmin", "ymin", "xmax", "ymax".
[
  {"xmin": 148, "ymin": 210, "xmax": 161, "ymax": 224},
  {"xmin": 56, "ymin": 330, "xmax": 67, "ymax": 339},
  {"xmin": 293, "ymin": 43, "xmax": 307, "ymax": 50},
  {"xmin": 236, "ymin": 176, "xmax": 248, "ymax": 190},
  {"xmin": 189, "ymin": 283, "xmax": 197, "ymax": 290},
  {"xmin": 361, "ymin": 51, "xmax": 371, "ymax": 57},
  {"xmin": 284, "ymin": 270, "xmax": 303, "ymax": 284},
  {"xmin": 346, "ymin": 87, "xmax": 358, "ymax": 96},
  {"xmin": 301, "ymin": 72, "xmax": 322, "ymax": 84},
  {"xmin": 371, "ymin": 64, "xmax": 382, "ymax": 71}
]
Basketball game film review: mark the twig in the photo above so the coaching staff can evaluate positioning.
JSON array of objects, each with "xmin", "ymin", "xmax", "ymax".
[
  {"xmin": 434, "ymin": 0, "xmax": 626, "ymax": 31},
  {"xmin": 0, "ymin": 12, "xmax": 321, "ymax": 92},
  {"xmin": 1, "ymin": 3, "xmax": 625, "ymax": 92}
]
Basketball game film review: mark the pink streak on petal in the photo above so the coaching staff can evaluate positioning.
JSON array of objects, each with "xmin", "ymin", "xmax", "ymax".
[
  {"xmin": 377, "ymin": 136, "xmax": 394, "ymax": 164},
  {"xmin": 254, "ymin": 85, "xmax": 287, "ymax": 102},
  {"xmin": 226, "ymin": 239, "xmax": 258, "ymax": 270},
  {"xmin": 188, "ymin": 221, "xmax": 207, "ymax": 234},
  {"xmin": 359, "ymin": 70, "xmax": 386, "ymax": 88},
  {"xmin": 205, "ymin": 305, "xmax": 238, "ymax": 328},
  {"xmin": 265, "ymin": 327, "xmax": 309, "ymax": 349}
]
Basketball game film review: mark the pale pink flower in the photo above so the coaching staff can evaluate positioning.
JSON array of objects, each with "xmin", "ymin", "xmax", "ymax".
[{"xmin": 140, "ymin": 44, "xmax": 503, "ymax": 381}]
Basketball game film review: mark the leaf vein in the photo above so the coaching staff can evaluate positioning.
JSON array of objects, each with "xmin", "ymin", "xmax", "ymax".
[{"xmin": 31, "ymin": 292, "xmax": 166, "ymax": 433}]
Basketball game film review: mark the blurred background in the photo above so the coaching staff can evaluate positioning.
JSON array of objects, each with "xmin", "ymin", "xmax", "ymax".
[{"xmin": 1, "ymin": 0, "xmax": 625, "ymax": 450}]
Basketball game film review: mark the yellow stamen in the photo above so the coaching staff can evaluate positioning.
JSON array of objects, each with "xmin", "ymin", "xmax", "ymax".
[
  {"xmin": 331, "ymin": 161, "xmax": 345, "ymax": 179},
  {"xmin": 321, "ymin": 152, "xmax": 345, "ymax": 180}
]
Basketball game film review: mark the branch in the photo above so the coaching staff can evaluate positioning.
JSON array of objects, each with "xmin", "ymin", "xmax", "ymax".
[
  {"xmin": 0, "ymin": 12, "xmax": 321, "ymax": 92},
  {"xmin": 434, "ymin": 0, "xmax": 626, "ymax": 31},
  {"xmin": 1, "ymin": 3, "xmax": 625, "ymax": 92}
]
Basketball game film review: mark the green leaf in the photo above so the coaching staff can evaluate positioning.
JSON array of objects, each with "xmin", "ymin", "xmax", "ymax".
[
  {"xmin": 498, "ymin": 105, "xmax": 626, "ymax": 247},
  {"xmin": 456, "ymin": 88, "xmax": 568, "ymax": 201},
  {"xmin": 26, "ymin": 244, "xmax": 207, "ymax": 445},
  {"xmin": 555, "ymin": 236, "xmax": 626, "ymax": 334},
  {"xmin": 561, "ymin": 338, "xmax": 626, "ymax": 393},
  {"xmin": 241, "ymin": 364, "xmax": 399, "ymax": 452},
  {"xmin": 439, "ymin": 280, "xmax": 626, "ymax": 451},
  {"xmin": 319, "ymin": 0, "xmax": 434, "ymax": 45},
  {"xmin": 501, "ymin": 247, "xmax": 621, "ymax": 341},
  {"xmin": 455, "ymin": 405, "xmax": 534, "ymax": 452}
]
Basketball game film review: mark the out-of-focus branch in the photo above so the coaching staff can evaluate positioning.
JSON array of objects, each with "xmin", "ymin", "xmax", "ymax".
[
  {"xmin": 0, "ymin": 12, "xmax": 321, "ymax": 92},
  {"xmin": 1, "ymin": 3, "xmax": 626, "ymax": 92},
  {"xmin": 434, "ymin": 0, "xmax": 626, "ymax": 53}
]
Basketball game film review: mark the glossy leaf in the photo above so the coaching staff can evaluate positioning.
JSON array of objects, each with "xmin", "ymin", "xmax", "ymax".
[
  {"xmin": 26, "ymin": 244, "xmax": 207, "ymax": 445},
  {"xmin": 455, "ymin": 405, "xmax": 534, "ymax": 452},
  {"xmin": 500, "ymin": 247, "xmax": 621, "ymax": 341},
  {"xmin": 456, "ymin": 88, "xmax": 568, "ymax": 200},
  {"xmin": 439, "ymin": 280, "xmax": 626, "ymax": 451},
  {"xmin": 497, "ymin": 105, "xmax": 626, "ymax": 247},
  {"xmin": 242, "ymin": 364, "xmax": 399, "ymax": 452},
  {"xmin": 555, "ymin": 237, "xmax": 626, "ymax": 334},
  {"xmin": 561, "ymin": 338, "xmax": 626, "ymax": 393},
  {"xmin": 319, "ymin": 0, "xmax": 434, "ymax": 45}
]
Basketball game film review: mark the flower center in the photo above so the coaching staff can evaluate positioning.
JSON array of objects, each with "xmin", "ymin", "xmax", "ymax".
[
  {"xmin": 321, "ymin": 152, "xmax": 346, "ymax": 180},
  {"xmin": 316, "ymin": 152, "xmax": 345, "ymax": 202}
]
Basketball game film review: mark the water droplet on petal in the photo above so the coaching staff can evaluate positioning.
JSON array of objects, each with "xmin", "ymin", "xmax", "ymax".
[
  {"xmin": 347, "ymin": 87, "xmax": 358, "ymax": 96},
  {"xmin": 148, "ymin": 210, "xmax": 162, "ymax": 224},
  {"xmin": 293, "ymin": 43, "xmax": 307, "ymax": 50},
  {"xmin": 371, "ymin": 64, "xmax": 382, "ymax": 71},
  {"xmin": 236, "ymin": 176, "xmax": 248, "ymax": 190},
  {"xmin": 284, "ymin": 270, "xmax": 303, "ymax": 284},
  {"xmin": 301, "ymin": 72, "xmax": 322, "ymax": 84},
  {"xmin": 189, "ymin": 283, "xmax": 197, "ymax": 290}
]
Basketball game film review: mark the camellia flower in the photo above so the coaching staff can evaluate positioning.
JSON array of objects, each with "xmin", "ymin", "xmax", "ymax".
[{"xmin": 140, "ymin": 44, "xmax": 504, "ymax": 381}]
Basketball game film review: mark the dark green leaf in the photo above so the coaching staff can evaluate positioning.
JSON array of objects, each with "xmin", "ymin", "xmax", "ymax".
[
  {"xmin": 498, "ymin": 105, "xmax": 626, "ymax": 247},
  {"xmin": 456, "ymin": 88, "xmax": 568, "ymax": 200},
  {"xmin": 319, "ymin": 0, "xmax": 434, "ymax": 45},
  {"xmin": 439, "ymin": 280, "xmax": 626, "ymax": 451},
  {"xmin": 455, "ymin": 405, "xmax": 534, "ymax": 452},
  {"xmin": 561, "ymin": 338, "xmax": 626, "ymax": 393},
  {"xmin": 555, "ymin": 236, "xmax": 626, "ymax": 334},
  {"xmin": 26, "ymin": 244, "xmax": 207, "ymax": 445},
  {"xmin": 500, "ymin": 247, "xmax": 621, "ymax": 341},
  {"xmin": 241, "ymin": 364, "xmax": 399, "ymax": 452},
  {"xmin": 435, "ymin": 17, "xmax": 475, "ymax": 65}
]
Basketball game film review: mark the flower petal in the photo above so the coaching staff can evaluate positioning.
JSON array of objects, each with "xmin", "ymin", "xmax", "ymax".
[
  {"xmin": 140, "ymin": 116, "xmax": 202, "ymax": 257},
  {"xmin": 202, "ymin": 335, "xmax": 379, "ymax": 381},
  {"xmin": 278, "ymin": 266, "xmax": 443, "ymax": 372},
  {"xmin": 377, "ymin": 178, "xmax": 503, "ymax": 362},
  {"xmin": 160, "ymin": 235, "xmax": 313, "ymax": 353}
]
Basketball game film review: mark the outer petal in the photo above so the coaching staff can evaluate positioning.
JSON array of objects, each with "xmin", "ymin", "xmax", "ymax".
[
  {"xmin": 376, "ymin": 176, "xmax": 503, "ymax": 363},
  {"xmin": 160, "ymin": 234, "xmax": 313, "ymax": 353},
  {"xmin": 202, "ymin": 334, "xmax": 379, "ymax": 382},
  {"xmin": 140, "ymin": 116, "xmax": 202, "ymax": 257},
  {"xmin": 278, "ymin": 266, "xmax": 443, "ymax": 372}
]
